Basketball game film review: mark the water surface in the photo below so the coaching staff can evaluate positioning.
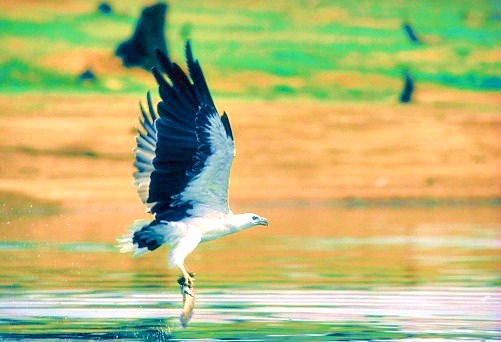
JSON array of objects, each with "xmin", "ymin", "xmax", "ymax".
[{"xmin": 0, "ymin": 203, "xmax": 499, "ymax": 340}]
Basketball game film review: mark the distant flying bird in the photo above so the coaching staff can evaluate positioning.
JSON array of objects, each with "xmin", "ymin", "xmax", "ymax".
[
  {"xmin": 399, "ymin": 72, "xmax": 414, "ymax": 103},
  {"xmin": 117, "ymin": 42, "xmax": 268, "ymax": 289},
  {"xmin": 77, "ymin": 69, "xmax": 96, "ymax": 83},
  {"xmin": 115, "ymin": 3, "xmax": 169, "ymax": 70},
  {"xmin": 402, "ymin": 22, "xmax": 421, "ymax": 44},
  {"xmin": 97, "ymin": 2, "xmax": 113, "ymax": 15}
]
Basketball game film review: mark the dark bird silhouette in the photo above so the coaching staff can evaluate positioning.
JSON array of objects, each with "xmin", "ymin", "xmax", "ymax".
[
  {"xmin": 97, "ymin": 2, "xmax": 113, "ymax": 15},
  {"xmin": 115, "ymin": 3, "xmax": 169, "ymax": 70},
  {"xmin": 402, "ymin": 22, "xmax": 421, "ymax": 44},
  {"xmin": 399, "ymin": 72, "xmax": 414, "ymax": 103},
  {"xmin": 77, "ymin": 69, "xmax": 97, "ymax": 83}
]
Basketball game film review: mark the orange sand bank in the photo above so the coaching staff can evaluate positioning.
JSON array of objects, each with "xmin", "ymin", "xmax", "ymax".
[{"xmin": 0, "ymin": 91, "xmax": 499, "ymax": 209}]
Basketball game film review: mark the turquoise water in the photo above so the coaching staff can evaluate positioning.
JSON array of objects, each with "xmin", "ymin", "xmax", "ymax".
[{"xmin": 0, "ymin": 205, "xmax": 499, "ymax": 340}]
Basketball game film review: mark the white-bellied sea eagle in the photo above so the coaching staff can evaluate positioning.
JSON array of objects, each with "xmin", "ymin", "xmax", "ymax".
[{"xmin": 117, "ymin": 42, "xmax": 268, "ymax": 289}]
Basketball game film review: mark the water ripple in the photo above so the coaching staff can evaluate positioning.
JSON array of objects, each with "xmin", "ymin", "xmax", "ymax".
[{"xmin": 0, "ymin": 288, "xmax": 498, "ymax": 340}]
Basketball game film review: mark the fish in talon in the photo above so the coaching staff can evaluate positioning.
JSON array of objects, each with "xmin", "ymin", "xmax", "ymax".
[
  {"xmin": 178, "ymin": 273, "xmax": 195, "ymax": 297},
  {"xmin": 178, "ymin": 273, "xmax": 195, "ymax": 327}
]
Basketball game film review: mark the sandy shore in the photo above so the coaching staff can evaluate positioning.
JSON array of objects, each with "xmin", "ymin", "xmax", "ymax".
[{"xmin": 0, "ymin": 90, "xmax": 499, "ymax": 208}]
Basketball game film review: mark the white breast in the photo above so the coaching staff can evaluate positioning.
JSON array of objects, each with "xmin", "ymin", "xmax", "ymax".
[{"xmin": 178, "ymin": 212, "xmax": 236, "ymax": 243}]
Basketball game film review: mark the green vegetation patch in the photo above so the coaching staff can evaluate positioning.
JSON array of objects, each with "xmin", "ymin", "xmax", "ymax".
[{"xmin": 0, "ymin": 1, "xmax": 499, "ymax": 99}]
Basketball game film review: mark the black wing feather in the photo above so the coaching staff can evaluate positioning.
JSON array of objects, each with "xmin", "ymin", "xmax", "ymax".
[
  {"xmin": 185, "ymin": 43, "xmax": 216, "ymax": 109},
  {"xmin": 139, "ymin": 41, "xmax": 233, "ymax": 220}
]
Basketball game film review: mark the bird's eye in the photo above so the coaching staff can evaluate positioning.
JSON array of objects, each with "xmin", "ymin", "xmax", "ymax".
[{"xmin": 252, "ymin": 215, "xmax": 259, "ymax": 221}]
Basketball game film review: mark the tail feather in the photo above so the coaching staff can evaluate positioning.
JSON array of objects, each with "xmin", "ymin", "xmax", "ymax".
[{"xmin": 116, "ymin": 219, "xmax": 155, "ymax": 257}]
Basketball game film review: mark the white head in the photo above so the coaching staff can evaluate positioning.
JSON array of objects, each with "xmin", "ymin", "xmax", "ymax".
[{"xmin": 231, "ymin": 213, "xmax": 268, "ymax": 231}]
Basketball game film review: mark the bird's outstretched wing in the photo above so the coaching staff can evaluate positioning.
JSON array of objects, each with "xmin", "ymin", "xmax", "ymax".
[
  {"xmin": 132, "ymin": 42, "xmax": 235, "ymax": 220},
  {"xmin": 133, "ymin": 91, "xmax": 159, "ymax": 209}
]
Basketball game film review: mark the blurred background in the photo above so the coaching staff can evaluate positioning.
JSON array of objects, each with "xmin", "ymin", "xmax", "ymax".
[{"xmin": 0, "ymin": 0, "xmax": 499, "ymax": 340}]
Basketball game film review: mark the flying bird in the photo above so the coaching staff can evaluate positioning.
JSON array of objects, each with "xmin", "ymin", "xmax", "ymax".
[
  {"xmin": 115, "ymin": 3, "xmax": 169, "ymax": 70},
  {"xmin": 402, "ymin": 22, "xmax": 421, "ymax": 44},
  {"xmin": 117, "ymin": 42, "xmax": 268, "ymax": 289},
  {"xmin": 399, "ymin": 72, "xmax": 414, "ymax": 103}
]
